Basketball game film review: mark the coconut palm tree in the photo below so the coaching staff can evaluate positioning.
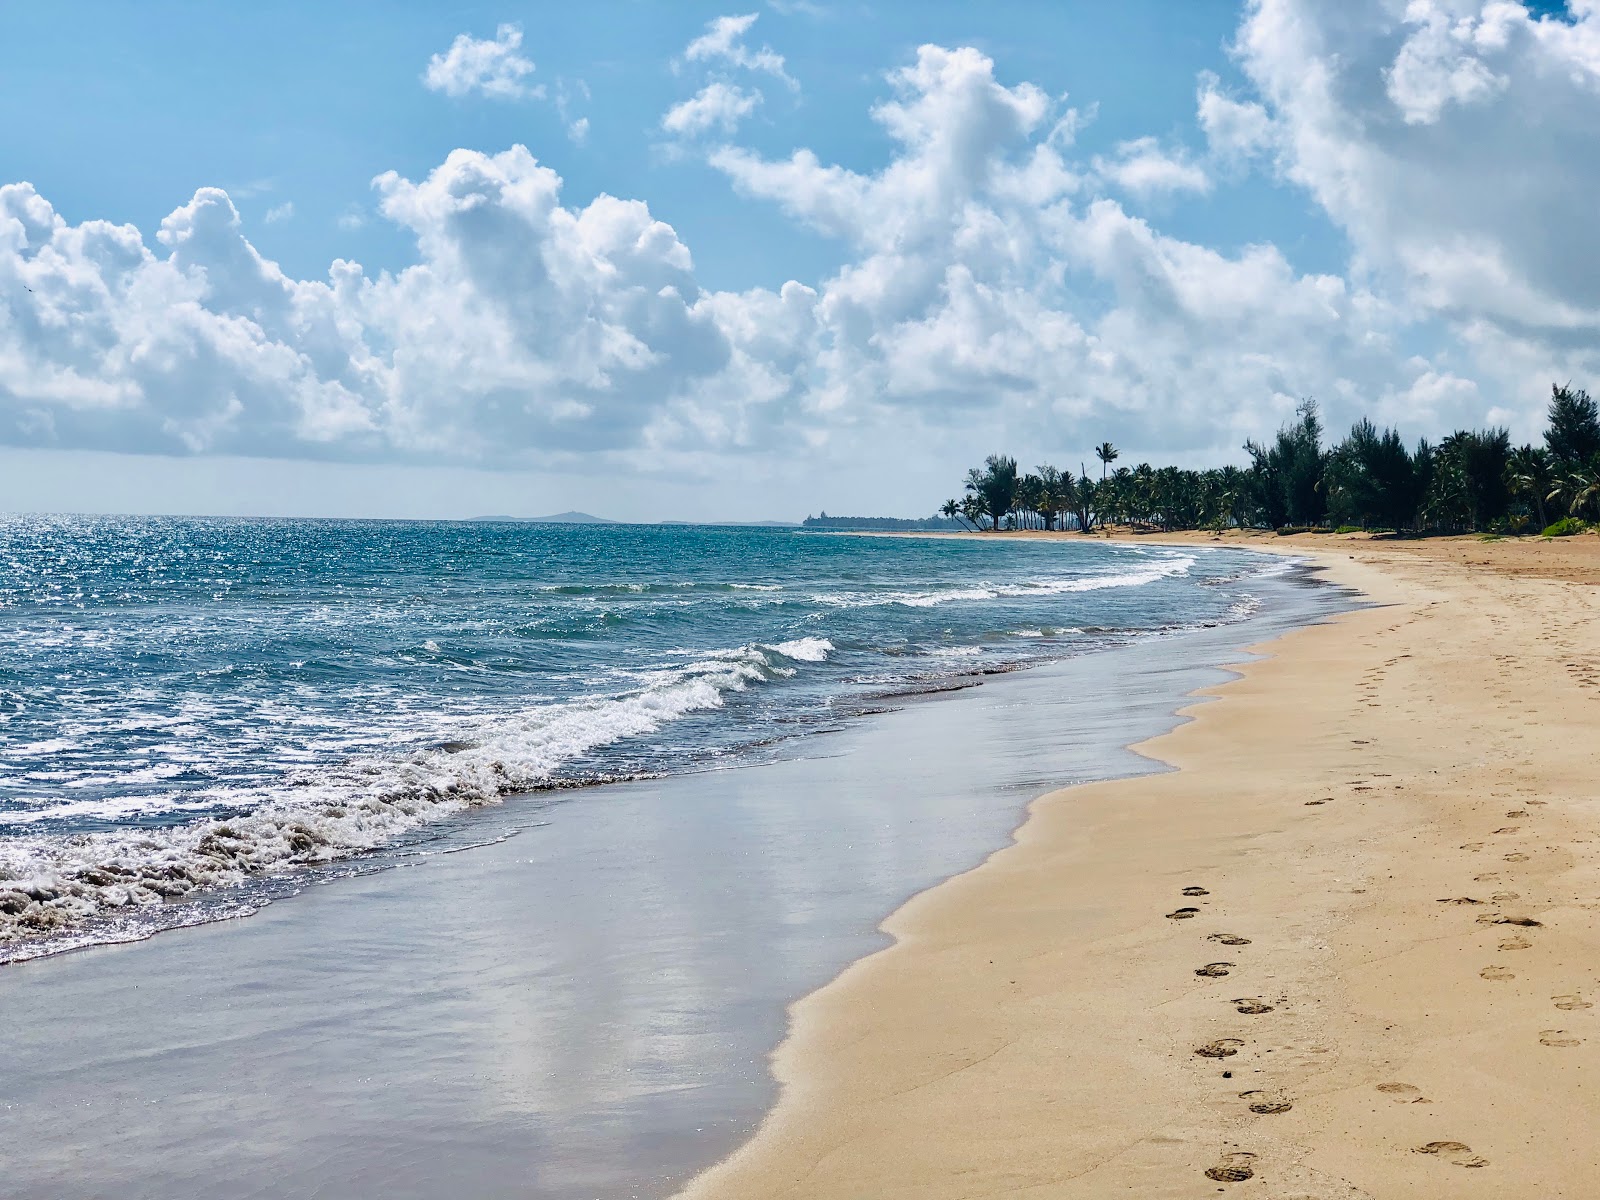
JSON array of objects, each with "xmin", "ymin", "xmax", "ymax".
[
  {"xmin": 940, "ymin": 498, "xmax": 978, "ymax": 531},
  {"xmin": 965, "ymin": 455, "xmax": 1019, "ymax": 533},
  {"xmin": 1095, "ymin": 442, "xmax": 1119, "ymax": 481},
  {"xmin": 1035, "ymin": 465, "xmax": 1063, "ymax": 531},
  {"xmin": 1553, "ymin": 459, "xmax": 1600, "ymax": 520},
  {"xmin": 1506, "ymin": 446, "xmax": 1554, "ymax": 530}
]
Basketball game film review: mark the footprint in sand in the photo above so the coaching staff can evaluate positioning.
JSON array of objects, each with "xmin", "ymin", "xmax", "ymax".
[
  {"xmin": 1479, "ymin": 915, "xmax": 1542, "ymax": 927},
  {"xmin": 1166, "ymin": 907, "xmax": 1201, "ymax": 920},
  {"xmin": 1209, "ymin": 933, "xmax": 1251, "ymax": 946},
  {"xmin": 1239, "ymin": 1090, "xmax": 1293, "ymax": 1114},
  {"xmin": 1195, "ymin": 962, "xmax": 1235, "ymax": 977},
  {"xmin": 1195, "ymin": 1038, "xmax": 1245, "ymax": 1058},
  {"xmin": 1233, "ymin": 998, "xmax": 1274, "ymax": 1014},
  {"xmin": 1182, "ymin": 886, "xmax": 1210, "ymax": 897},
  {"xmin": 1554, "ymin": 995, "xmax": 1593, "ymax": 1011},
  {"xmin": 1506, "ymin": 810, "xmax": 1529, "ymax": 818},
  {"xmin": 1377, "ymin": 1082, "xmax": 1425, "ymax": 1102},
  {"xmin": 1305, "ymin": 798, "xmax": 1331, "ymax": 806},
  {"xmin": 1492, "ymin": 891, "xmax": 1521, "ymax": 902},
  {"xmin": 1493, "ymin": 826, "xmax": 1521, "ymax": 835},
  {"xmin": 1204, "ymin": 1151, "xmax": 1257, "ymax": 1182},
  {"xmin": 1500, "ymin": 935, "xmax": 1532, "ymax": 951},
  {"xmin": 1504, "ymin": 852, "xmax": 1530, "ymax": 862},
  {"xmin": 1415, "ymin": 1141, "xmax": 1488, "ymax": 1168},
  {"xmin": 1437, "ymin": 896, "xmax": 1484, "ymax": 905},
  {"xmin": 1481, "ymin": 966, "xmax": 1516, "ymax": 981},
  {"xmin": 1540, "ymin": 1029, "xmax": 1583, "ymax": 1047}
]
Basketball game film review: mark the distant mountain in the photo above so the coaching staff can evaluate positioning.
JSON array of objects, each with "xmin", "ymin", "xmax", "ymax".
[{"xmin": 470, "ymin": 511, "xmax": 619, "ymax": 524}]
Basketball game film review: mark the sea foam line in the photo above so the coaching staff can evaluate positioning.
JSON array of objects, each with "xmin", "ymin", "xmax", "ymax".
[{"xmin": 0, "ymin": 638, "xmax": 834, "ymax": 957}]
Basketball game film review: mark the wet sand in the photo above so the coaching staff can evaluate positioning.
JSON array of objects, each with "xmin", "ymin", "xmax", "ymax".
[
  {"xmin": 678, "ymin": 532, "xmax": 1600, "ymax": 1198},
  {"xmin": 0, "ymin": 566, "xmax": 1343, "ymax": 1199}
]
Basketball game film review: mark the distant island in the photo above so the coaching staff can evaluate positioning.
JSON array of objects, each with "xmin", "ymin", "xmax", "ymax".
[
  {"xmin": 801, "ymin": 512, "xmax": 966, "ymax": 531},
  {"xmin": 472, "ymin": 511, "xmax": 619, "ymax": 524}
]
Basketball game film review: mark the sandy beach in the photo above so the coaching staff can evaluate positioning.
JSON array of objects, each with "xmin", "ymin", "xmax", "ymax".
[{"xmin": 678, "ymin": 531, "xmax": 1600, "ymax": 1198}]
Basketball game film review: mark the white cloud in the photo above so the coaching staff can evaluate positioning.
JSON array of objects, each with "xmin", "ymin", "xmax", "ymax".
[
  {"xmin": 1196, "ymin": 71, "xmax": 1273, "ymax": 160},
  {"xmin": 423, "ymin": 24, "xmax": 540, "ymax": 101},
  {"xmin": 556, "ymin": 79, "xmax": 591, "ymax": 145},
  {"xmin": 336, "ymin": 205, "xmax": 367, "ymax": 230},
  {"xmin": 663, "ymin": 83, "xmax": 762, "ymax": 136},
  {"xmin": 1386, "ymin": 1, "xmax": 1510, "ymax": 124},
  {"xmin": 1230, "ymin": 0, "xmax": 1600, "ymax": 404},
  {"xmin": 2, "ymin": 21, "xmax": 1593, "ymax": 500},
  {"xmin": 682, "ymin": 13, "xmax": 796, "ymax": 88},
  {"xmin": 1094, "ymin": 136, "xmax": 1211, "ymax": 197},
  {"xmin": 264, "ymin": 202, "xmax": 294, "ymax": 224}
]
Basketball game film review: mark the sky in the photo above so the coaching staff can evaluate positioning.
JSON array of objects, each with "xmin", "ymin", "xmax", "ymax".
[{"xmin": 1, "ymin": 0, "xmax": 1596, "ymax": 521}]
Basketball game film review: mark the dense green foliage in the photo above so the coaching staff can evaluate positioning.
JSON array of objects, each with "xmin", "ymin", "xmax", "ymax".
[{"xmin": 949, "ymin": 386, "xmax": 1600, "ymax": 535}]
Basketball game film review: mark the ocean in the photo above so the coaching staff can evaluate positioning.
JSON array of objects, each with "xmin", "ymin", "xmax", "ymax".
[{"xmin": 0, "ymin": 516, "xmax": 1282, "ymax": 962}]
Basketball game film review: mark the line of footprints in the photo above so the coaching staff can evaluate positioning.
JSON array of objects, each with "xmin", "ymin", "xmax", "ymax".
[
  {"xmin": 1166, "ymin": 793, "xmax": 1595, "ymax": 1184},
  {"xmin": 1165, "ymin": 885, "xmax": 1281, "ymax": 1183}
]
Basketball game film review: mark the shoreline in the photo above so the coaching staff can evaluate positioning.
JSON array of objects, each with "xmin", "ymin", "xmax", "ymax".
[
  {"xmin": 0, "ymin": 549, "xmax": 1342, "ymax": 1199},
  {"xmin": 678, "ymin": 533, "xmax": 1600, "ymax": 1198}
]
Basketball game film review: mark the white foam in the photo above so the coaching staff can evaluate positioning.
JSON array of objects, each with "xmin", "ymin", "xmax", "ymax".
[
  {"xmin": 810, "ymin": 554, "xmax": 1195, "ymax": 610},
  {"xmin": 769, "ymin": 637, "xmax": 833, "ymax": 662},
  {"xmin": 0, "ymin": 634, "xmax": 836, "ymax": 951}
]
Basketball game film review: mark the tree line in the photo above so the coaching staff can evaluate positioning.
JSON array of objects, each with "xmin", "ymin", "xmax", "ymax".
[{"xmin": 943, "ymin": 386, "xmax": 1600, "ymax": 536}]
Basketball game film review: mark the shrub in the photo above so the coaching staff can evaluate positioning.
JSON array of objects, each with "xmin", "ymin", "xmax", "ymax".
[
  {"xmin": 1542, "ymin": 517, "xmax": 1588, "ymax": 538},
  {"xmin": 1334, "ymin": 524, "xmax": 1363, "ymax": 534}
]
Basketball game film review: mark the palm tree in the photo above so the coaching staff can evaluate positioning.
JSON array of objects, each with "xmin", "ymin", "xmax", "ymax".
[
  {"xmin": 1506, "ymin": 446, "xmax": 1554, "ymax": 530},
  {"xmin": 940, "ymin": 498, "xmax": 977, "ymax": 532},
  {"xmin": 965, "ymin": 455, "xmax": 1019, "ymax": 533},
  {"xmin": 1553, "ymin": 459, "xmax": 1600, "ymax": 520},
  {"xmin": 1095, "ymin": 442, "xmax": 1119, "ymax": 481},
  {"xmin": 1035, "ymin": 465, "xmax": 1063, "ymax": 531}
]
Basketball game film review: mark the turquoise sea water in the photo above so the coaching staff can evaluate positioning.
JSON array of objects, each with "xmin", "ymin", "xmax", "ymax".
[{"xmin": 0, "ymin": 517, "xmax": 1281, "ymax": 960}]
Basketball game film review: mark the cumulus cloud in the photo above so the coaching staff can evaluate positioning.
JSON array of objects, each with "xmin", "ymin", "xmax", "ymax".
[
  {"xmin": 1386, "ymin": 1, "xmax": 1511, "ymax": 124},
  {"xmin": 663, "ymin": 82, "xmax": 763, "ymax": 136},
  {"xmin": 1230, "ymin": 0, "xmax": 1600, "ymax": 414},
  {"xmin": 264, "ymin": 202, "xmax": 294, "ymax": 224},
  {"xmin": 1094, "ymin": 137, "xmax": 1211, "ymax": 197},
  {"xmin": 1196, "ymin": 71, "xmax": 1274, "ymax": 160},
  {"xmin": 424, "ymin": 24, "xmax": 540, "ymax": 100},
  {"xmin": 2, "ymin": 14, "xmax": 1594, "ymax": 489},
  {"xmin": 681, "ymin": 13, "xmax": 797, "ymax": 88}
]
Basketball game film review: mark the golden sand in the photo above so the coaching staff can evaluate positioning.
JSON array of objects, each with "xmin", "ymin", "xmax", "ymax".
[{"xmin": 677, "ymin": 532, "xmax": 1600, "ymax": 1198}]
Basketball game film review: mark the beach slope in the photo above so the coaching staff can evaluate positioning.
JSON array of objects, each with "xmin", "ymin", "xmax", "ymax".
[{"xmin": 678, "ymin": 535, "xmax": 1600, "ymax": 1198}]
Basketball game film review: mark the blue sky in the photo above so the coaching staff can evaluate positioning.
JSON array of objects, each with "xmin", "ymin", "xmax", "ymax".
[
  {"xmin": 0, "ymin": 1, "xmax": 1596, "ymax": 519},
  {"xmin": 1, "ymin": 3, "xmax": 1324, "ymax": 278}
]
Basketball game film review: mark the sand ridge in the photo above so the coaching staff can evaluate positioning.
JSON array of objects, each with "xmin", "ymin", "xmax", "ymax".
[{"xmin": 676, "ymin": 534, "xmax": 1600, "ymax": 1198}]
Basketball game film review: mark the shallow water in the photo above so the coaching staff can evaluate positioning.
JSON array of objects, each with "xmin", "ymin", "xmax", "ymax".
[
  {"xmin": 0, "ymin": 560, "xmax": 1352, "ymax": 1200},
  {"xmin": 0, "ymin": 518, "xmax": 1276, "ymax": 958}
]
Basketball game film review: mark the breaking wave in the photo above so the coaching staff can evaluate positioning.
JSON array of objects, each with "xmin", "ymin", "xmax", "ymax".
[{"xmin": 0, "ymin": 638, "xmax": 834, "ymax": 956}]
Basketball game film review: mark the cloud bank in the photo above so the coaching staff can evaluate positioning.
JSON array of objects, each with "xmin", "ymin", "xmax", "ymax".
[{"xmin": 3, "ymin": 1, "xmax": 1599, "ymax": 489}]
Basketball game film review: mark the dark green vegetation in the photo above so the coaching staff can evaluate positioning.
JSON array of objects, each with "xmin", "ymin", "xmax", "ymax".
[{"xmin": 948, "ymin": 386, "xmax": 1600, "ymax": 536}]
